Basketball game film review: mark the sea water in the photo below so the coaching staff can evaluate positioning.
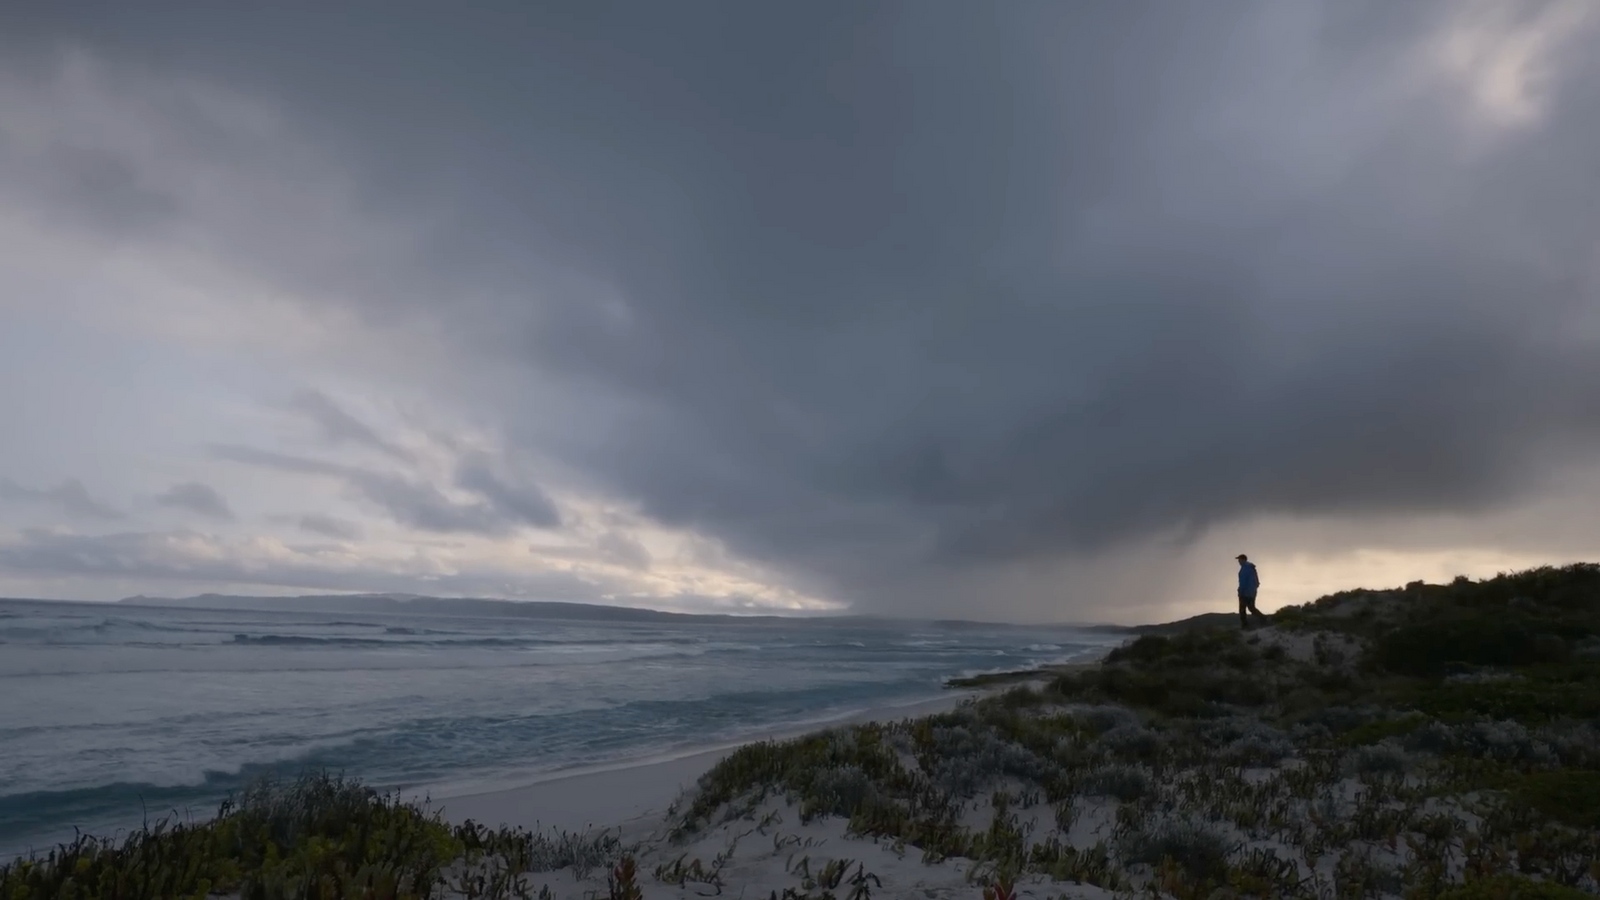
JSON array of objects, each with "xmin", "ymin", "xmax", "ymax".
[{"xmin": 0, "ymin": 598, "xmax": 1116, "ymax": 857}]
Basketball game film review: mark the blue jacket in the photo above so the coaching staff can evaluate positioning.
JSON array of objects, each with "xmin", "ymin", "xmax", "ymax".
[{"xmin": 1239, "ymin": 561, "xmax": 1259, "ymax": 594}]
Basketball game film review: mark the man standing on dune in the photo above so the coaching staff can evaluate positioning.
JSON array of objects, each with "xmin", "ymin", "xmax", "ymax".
[{"xmin": 1237, "ymin": 554, "xmax": 1266, "ymax": 630}]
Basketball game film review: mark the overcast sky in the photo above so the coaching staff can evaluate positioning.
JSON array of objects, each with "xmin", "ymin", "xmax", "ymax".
[{"xmin": 2, "ymin": 1, "xmax": 1599, "ymax": 622}]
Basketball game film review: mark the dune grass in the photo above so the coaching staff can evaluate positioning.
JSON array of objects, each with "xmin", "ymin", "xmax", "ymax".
[
  {"xmin": 0, "ymin": 772, "xmax": 625, "ymax": 900},
  {"xmin": 674, "ymin": 563, "xmax": 1600, "ymax": 898}
]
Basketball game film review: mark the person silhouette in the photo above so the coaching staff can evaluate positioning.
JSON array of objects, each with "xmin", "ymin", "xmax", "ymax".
[{"xmin": 1236, "ymin": 554, "xmax": 1266, "ymax": 629}]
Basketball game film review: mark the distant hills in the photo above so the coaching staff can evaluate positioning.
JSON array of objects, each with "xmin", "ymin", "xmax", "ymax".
[
  {"xmin": 118, "ymin": 592, "xmax": 780, "ymax": 624},
  {"xmin": 1120, "ymin": 611, "xmax": 1243, "ymax": 634},
  {"xmin": 115, "ymin": 592, "xmax": 1142, "ymax": 630}
]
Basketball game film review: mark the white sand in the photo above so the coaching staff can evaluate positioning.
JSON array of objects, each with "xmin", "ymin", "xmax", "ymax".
[
  {"xmin": 437, "ymin": 749, "xmax": 721, "ymax": 837},
  {"xmin": 439, "ymin": 784, "xmax": 1124, "ymax": 900},
  {"xmin": 426, "ymin": 693, "xmax": 1130, "ymax": 899},
  {"xmin": 433, "ymin": 694, "xmax": 975, "ymax": 836}
]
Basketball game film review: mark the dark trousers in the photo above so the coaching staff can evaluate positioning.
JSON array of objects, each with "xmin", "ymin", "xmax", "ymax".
[{"xmin": 1238, "ymin": 591, "xmax": 1266, "ymax": 629}]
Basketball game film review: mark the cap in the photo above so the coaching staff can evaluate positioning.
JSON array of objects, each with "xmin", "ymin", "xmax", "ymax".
[{"xmin": 1235, "ymin": 554, "xmax": 1248, "ymax": 560}]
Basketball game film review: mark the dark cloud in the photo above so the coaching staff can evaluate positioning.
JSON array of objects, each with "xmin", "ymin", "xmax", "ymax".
[
  {"xmin": 154, "ymin": 481, "xmax": 235, "ymax": 520},
  {"xmin": 344, "ymin": 471, "xmax": 508, "ymax": 535},
  {"xmin": 208, "ymin": 445, "xmax": 346, "ymax": 477},
  {"xmin": 297, "ymin": 513, "xmax": 362, "ymax": 540},
  {"xmin": 455, "ymin": 456, "xmax": 561, "ymax": 529},
  {"xmin": 0, "ymin": 527, "xmax": 602, "ymax": 600},
  {"xmin": 34, "ymin": 144, "xmax": 183, "ymax": 236},
  {"xmin": 595, "ymin": 531, "xmax": 652, "ymax": 571},
  {"xmin": 1, "ymin": 478, "xmax": 124, "ymax": 521},
  {"xmin": 208, "ymin": 444, "xmax": 552, "ymax": 537},
  {"xmin": 287, "ymin": 389, "xmax": 410, "ymax": 461},
  {"xmin": 9, "ymin": 2, "xmax": 1600, "ymax": 615}
]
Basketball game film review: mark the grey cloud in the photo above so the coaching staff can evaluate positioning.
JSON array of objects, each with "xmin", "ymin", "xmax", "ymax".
[
  {"xmin": 11, "ymin": 2, "xmax": 1600, "ymax": 616},
  {"xmin": 344, "ymin": 470, "xmax": 507, "ymax": 535},
  {"xmin": 1, "ymin": 478, "xmax": 123, "ymax": 520},
  {"xmin": 0, "ymin": 527, "xmax": 604, "ymax": 600},
  {"xmin": 455, "ymin": 456, "xmax": 561, "ymax": 529},
  {"xmin": 208, "ymin": 444, "xmax": 346, "ymax": 477},
  {"xmin": 154, "ymin": 482, "xmax": 234, "ymax": 520},
  {"xmin": 287, "ymin": 389, "xmax": 410, "ymax": 461},
  {"xmin": 37, "ymin": 144, "xmax": 182, "ymax": 236},
  {"xmin": 209, "ymin": 444, "xmax": 526, "ymax": 536},
  {"xmin": 595, "ymin": 530, "xmax": 652, "ymax": 571},
  {"xmin": 297, "ymin": 513, "xmax": 362, "ymax": 540}
]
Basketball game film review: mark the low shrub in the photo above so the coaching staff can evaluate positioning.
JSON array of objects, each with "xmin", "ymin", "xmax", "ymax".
[
  {"xmin": 1377, "ymin": 614, "xmax": 1592, "ymax": 678},
  {"xmin": 0, "ymin": 773, "xmax": 466, "ymax": 900},
  {"xmin": 1432, "ymin": 873, "xmax": 1596, "ymax": 900},
  {"xmin": 1097, "ymin": 723, "xmax": 1164, "ymax": 761},
  {"xmin": 1342, "ymin": 712, "xmax": 1429, "ymax": 746},
  {"xmin": 1508, "ymin": 770, "xmax": 1600, "ymax": 829},
  {"xmin": 1222, "ymin": 732, "xmax": 1293, "ymax": 767},
  {"xmin": 1081, "ymin": 764, "xmax": 1153, "ymax": 802},
  {"xmin": 1115, "ymin": 815, "xmax": 1233, "ymax": 883},
  {"xmin": 1412, "ymin": 674, "xmax": 1600, "ymax": 724},
  {"xmin": 1073, "ymin": 705, "xmax": 1140, "ymax": 735},
  {"xmin": 1345, "ymin": 744, "xmax": 1411, "ymax": 776}
]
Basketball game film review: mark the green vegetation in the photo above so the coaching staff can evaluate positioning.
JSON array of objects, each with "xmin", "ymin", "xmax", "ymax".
[
  {"xmin": 1507, "ymin": 770, "xmax": 1600, "ymax": 829},
  {"xmin": 0, "ymin": 773, "xmax": 626, "ymax": 900},
  {"xmin": 674, "ymin": 563, "xmax": 1600, "ymax": 898},
  {"xmin": 946, "ymin": 670, "xmax": 1050, "ymax": 689},
  {"xmin": 1341, "ymin": 712, "xmax": 1429, "ymax": 747},
  {"xmin": 1431, "ymin": 874, "xmax": 1596, "ymax": 900},
  {"xmin": 1376, "ymin": 614, "xmax": 1591, "ymax": 677},
  {"xmin": 944, "ymin": 663, "xmax": 1092, "ymax": 689}
]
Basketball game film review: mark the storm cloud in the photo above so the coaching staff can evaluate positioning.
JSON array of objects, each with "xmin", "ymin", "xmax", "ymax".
[
  {"xmin": 296, "ymin": 514, "xmax": 362, "ymax": 541},
  {"xmin": 208, "ymin": 444, "xmax": 554, "ymax": 537},
  {"xmin": 154, "ymin": 482, "xmax": 234, "ymax": 521},
  {"xmin": 0, "ymin": 528, "xmax": 604, "ymax": 601},
  {"xmin": 0, "ymin": 478, "xmax": 123, "ymax": 521},
  {"xmin": 287, "ymin": 390, "xmax": 412, "ymax": 462},
  {"xmin": 454, "ymin": 457, "xmax": 563, "ymax": 530},
  {"xmin": 2, "ymin": 1, "xmax": 1600, "ymax": 617}
]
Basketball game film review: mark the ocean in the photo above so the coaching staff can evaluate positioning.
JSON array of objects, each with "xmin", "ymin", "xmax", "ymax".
[{"xmin": 0, "ymin": 598, "xmax": 1117, "ymax": 858}]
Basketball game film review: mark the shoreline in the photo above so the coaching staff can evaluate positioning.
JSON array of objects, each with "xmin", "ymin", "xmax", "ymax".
[
  {"xmin": 429, "ymin": 692, "xmax": 980, "ymax": 835},
  {"xmin": 0, "ymin": 694, "xmax": 988, "ymax": 865},
  {"xmin": 422, "ymin": 646, "xmax": 1117, "ymax": 804},
  {"xmin": 1, "ymin": 642, "xmax": 1114, "ymax": 862},
  {"xmin": 8, "ymin": 565, "xmax": 1599, "ymax": 898}
]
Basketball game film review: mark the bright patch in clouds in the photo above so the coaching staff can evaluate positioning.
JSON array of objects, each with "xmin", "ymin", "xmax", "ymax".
[{"xmin": 1430, "ymin": 0, "xmax": 1596, "ymax": 128}]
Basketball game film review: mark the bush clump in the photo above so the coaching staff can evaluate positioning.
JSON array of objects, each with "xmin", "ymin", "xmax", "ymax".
[
  {"xmin": 1344, "ymin": 743, "xmax": 1411, "ymax": 776},
  {"xmin": 0, "ymin": 773, "xmax": 466, "ymax": 900},
  {"xmin": 1080, "ymin": 764, "xmax": 1153, "ymax": 802},
  {"xmin": 1096, "ymin": 723, "xmax": 1164, "ymax": 761},
  {"xmin": 1115, "ymin": 815, "xmax": 1233, "ymax": 882},
  {"xmin": 1375, "ymin": 614, "xmax": 1583, "ymax": 677},
  {"xmin": 1342, "ymin": 712, "xmax": 1429, "ymax": 746},
  {"xmin": 1432, "ymin": 873, "xmax": 1596, "ymax": 900},
  {"xmin": 1508, "ymin": 770, "xmax": 1600, "ymax": 829},
  {"xmin": 1412, "ymin": 668, "xmax": 1600, "ymax": 723}
]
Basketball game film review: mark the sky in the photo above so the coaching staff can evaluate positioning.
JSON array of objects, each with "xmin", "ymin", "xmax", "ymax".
[{"xmin": 2, "ymin": 0, "xmax": 1599, "ymax": 623}]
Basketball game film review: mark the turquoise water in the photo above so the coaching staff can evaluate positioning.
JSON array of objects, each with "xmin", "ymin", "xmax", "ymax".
[{"xmin": 0, "ymin": 598, "xmax": 1115, "ymax": 856}]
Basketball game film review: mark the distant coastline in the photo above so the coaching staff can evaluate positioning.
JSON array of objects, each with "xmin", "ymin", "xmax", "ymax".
[{"xmin": 108, "ymin": 591, "xmax": 1143, "ymax": 631}]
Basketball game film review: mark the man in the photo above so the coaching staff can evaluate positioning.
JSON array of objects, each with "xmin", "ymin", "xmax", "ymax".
[{"xmin": 1237, "ymin": 554, "xmax": 1266, "ymax": 629}]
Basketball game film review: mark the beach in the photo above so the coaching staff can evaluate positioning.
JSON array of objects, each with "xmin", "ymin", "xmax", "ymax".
[
  {"xmin": 7, "ymin": 569, "xmax": 1599, "ymax": 899},
  {"xmin": 433, "ymin": 695, "xmax": 976, "ymax": 835},
  {"xmin": 429, "ymin": 692, "xmax": 1078, "ymax": 900},
  {"xmin": 420, "ymin": 632, "xmax": 1309, "ymax": 900},
  {"xmin": 0, "ymin": 598, "xmax": 1117, "ymax": 858},
  {"xmin": 415, "ymin": 572, "xmax": 1600, "ymax": 899}
]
